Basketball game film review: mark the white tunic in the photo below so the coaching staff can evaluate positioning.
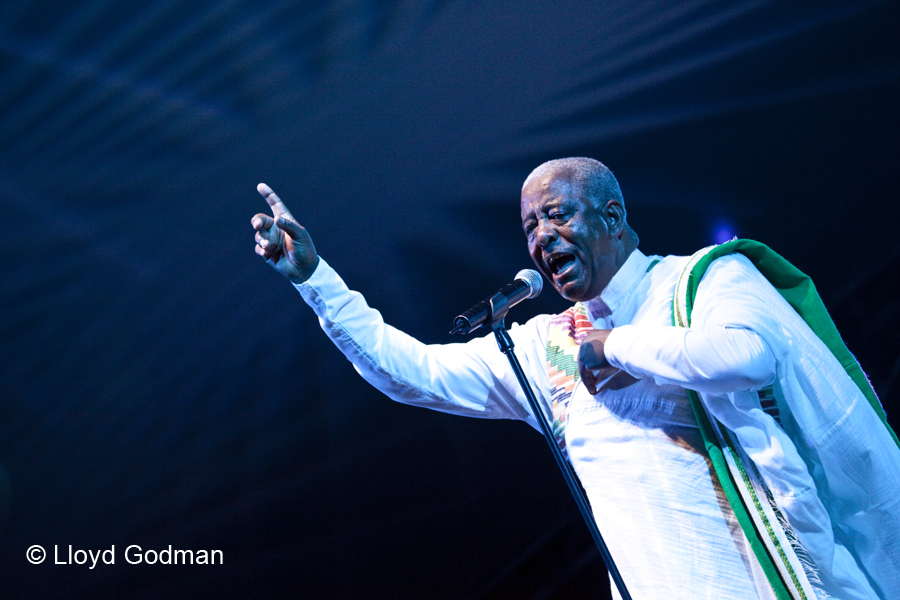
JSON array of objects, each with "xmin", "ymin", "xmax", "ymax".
[{"xmin": 294, "ymin": 250, "xmax": 885, "ymax": 599}]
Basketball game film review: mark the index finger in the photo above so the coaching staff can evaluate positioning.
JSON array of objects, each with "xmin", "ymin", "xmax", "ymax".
[{"xmin": 257, "ymin": 183, "xmax": 295, "ymax": 220}]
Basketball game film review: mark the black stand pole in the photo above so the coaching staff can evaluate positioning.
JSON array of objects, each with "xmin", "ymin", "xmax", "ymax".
[{"xmin": 488, "ymin": 293, "xmax": 632, "ymax": 600}]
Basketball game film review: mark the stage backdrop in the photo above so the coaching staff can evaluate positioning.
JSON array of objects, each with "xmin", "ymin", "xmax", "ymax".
[{"xmin": 1, "ymin": 1, "xmax": 898, "ymax": 598}]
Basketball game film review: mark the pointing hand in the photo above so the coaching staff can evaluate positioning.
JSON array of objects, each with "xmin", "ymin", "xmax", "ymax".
[{"xmin": 251, "ymin": 183, "xmax": 319, "ymax": 283}]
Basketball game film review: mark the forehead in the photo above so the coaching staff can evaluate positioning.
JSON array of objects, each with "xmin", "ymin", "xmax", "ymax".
[{"xmin": 520, "ymin": 174, "xmax": 589, "ymax": 216}]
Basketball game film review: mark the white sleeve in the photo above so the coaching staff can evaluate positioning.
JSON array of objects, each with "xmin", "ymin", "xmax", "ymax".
[
  {"xmin": 604, "ymin": 254, "xmax": 781, "ymax": 394},
  {"xmin": 293, "ymin": 258, "xmax": 553, "ymax": 429},
  {"xmin": 604, "ymin": 324, "xmax": 776, "ymax": 394}
]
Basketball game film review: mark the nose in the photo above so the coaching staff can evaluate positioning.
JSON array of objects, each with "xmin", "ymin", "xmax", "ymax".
[{"xmin": 534, "ymin": 218, "xmax": 558, "ymax": 247}]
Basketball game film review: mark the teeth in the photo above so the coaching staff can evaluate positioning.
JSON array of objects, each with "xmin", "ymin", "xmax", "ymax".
[{"xmin": 547, "ymin": 254, "xmax": 572, "ymax": 274}]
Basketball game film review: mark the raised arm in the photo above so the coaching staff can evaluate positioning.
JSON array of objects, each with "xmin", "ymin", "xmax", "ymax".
[{"xmin": 249, "ymin": 184, "xmax": 553, "ymax": 429}]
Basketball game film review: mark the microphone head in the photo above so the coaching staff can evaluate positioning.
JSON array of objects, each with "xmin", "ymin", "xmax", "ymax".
[{"xmin": 514, "ymin": 269, "xmax": 543, "ymax": 299}]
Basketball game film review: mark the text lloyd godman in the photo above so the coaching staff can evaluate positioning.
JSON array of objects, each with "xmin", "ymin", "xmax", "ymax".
[{"xmin": 53, "ymin": 545, "xmax": 223, "ymax": 567}]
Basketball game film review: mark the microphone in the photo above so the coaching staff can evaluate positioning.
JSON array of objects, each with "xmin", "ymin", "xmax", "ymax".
[{"xmin": 450, "ymin": 269, "xmax": 543, "ymax": 334}]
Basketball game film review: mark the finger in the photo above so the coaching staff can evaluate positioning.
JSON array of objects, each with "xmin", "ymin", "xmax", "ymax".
[
  {"xmin": 255, "ymin": 236, "xmax": 271, "ymax": 258},
  {"xmin": 255, "ymin": 225, "xmax": 282, "ymax": 244},
  {"xmin": 251, "ymin": 213, "xmax": 275, "ymax": 231},
  {"xmin": 257, "ymin": 183, "xmax": 295, "ymax": 220},
  {"xmin": 255, "ymin": 230, "xmax": 272, "ymax": 249},
  {"xmin": 255, "ymin": 229, "xmax": 278, "ymax": 257},
  {"xmin": 578, "ymin": 362, "xmax": 592, "ymax": 393},
  {"xmin": 255, "ymin": 230, "xmax": 281, "ymax": 258},
  {"xmin": 275, "ymin": 216, "xmax": 307, "ymax": 240}
]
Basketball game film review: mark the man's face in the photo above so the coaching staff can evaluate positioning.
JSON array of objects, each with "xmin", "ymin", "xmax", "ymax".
[{"xmin": 520, "ymin": 174, "xmax": 619, "ymax": 302}]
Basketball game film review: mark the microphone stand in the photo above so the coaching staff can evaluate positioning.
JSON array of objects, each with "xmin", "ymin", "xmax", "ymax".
[{"xmin": 487, "ymin": 291, "xmax": 633, "ymax": 600}]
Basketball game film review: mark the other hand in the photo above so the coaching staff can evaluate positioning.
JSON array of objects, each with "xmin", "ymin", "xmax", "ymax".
[
  {"xmin": 251, "ymin": 183, "xmax": 319, "ymax": 283},
  {"xmin": 578, "ymin": 329, "xmax": 617, "ymax": 395}
]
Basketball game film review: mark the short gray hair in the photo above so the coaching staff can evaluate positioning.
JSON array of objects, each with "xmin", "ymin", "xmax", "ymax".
[{"xmin": 522, "ymin": 157, "xmax": 623, "ymax": 208}]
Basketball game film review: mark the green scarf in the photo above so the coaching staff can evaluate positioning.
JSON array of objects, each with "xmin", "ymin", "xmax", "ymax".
[{"xmin": 674, "ymin": 239, "xmax": 897, "ymax": 600}]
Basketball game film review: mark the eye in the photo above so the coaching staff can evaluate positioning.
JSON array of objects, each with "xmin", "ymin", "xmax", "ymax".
[{"xmin": 549, "ymin": 211, "xmax": 567, "ymax": 222}]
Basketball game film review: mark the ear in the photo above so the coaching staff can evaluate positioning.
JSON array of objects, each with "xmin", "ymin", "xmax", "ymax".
[{"xmin": 603, "ymin": 199, "xmax": 626, "ymax": 237}]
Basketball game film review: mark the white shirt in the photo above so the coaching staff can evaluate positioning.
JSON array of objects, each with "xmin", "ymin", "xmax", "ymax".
[{"xmin": 294, "ymin": 250, "xmax": 882, "ymax": 599}]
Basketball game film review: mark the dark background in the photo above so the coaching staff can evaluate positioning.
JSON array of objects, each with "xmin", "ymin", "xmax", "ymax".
[{"xmin": 1, "ymin": 1, "xmax": 898, "ymax": 598}]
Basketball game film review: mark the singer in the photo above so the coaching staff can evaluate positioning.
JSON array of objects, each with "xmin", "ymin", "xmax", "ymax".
[{"xmin": 251, "ymin": 158, "xmax": 899, "ymax": 599}]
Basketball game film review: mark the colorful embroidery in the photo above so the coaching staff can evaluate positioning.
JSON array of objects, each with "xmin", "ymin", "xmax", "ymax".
[
  {"xmin": 546, "ymin": 259, "xmax": 658, "ymax": 461},
  {"xmin": 545, "ymin": 303, "xmax": 593, "ymax": 460}
]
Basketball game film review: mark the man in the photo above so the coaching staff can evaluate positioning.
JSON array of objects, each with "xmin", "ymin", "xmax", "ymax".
[{"xmin": 251, "ymin": 158, "xmax": 899, "ymax": 599}]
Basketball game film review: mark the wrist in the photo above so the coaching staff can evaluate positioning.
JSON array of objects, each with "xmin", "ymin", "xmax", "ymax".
[{"xmin": 289, "ymin": 255, "xmax": 321, "ymax": 284}]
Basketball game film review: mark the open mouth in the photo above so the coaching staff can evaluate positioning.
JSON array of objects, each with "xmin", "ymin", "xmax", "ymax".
[{"xmin": 546, "ymin": 253, "xmax": 576, "ymax": 275}]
